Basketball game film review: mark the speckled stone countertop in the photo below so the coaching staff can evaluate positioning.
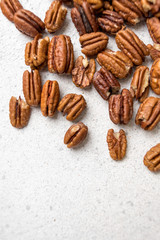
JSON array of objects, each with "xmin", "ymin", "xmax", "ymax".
[{"xmin": 0, "ymin": 1, "xmax": 160, "ymax": 240}]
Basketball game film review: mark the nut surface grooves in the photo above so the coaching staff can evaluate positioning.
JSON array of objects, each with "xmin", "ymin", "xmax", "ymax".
[
  {"xmin": 147, "ymin": 17, "xmax": 160, "ymax": 43},
  {"xmin": 144, "ymin": 143, "xmax": 160, "ymax": 172},
  {"xmin": 0, "ymin": 0, "xmax": 23, "ymax": 22},
  {"xmin": 150, "ymin": 59, "xmax": 160, "ymax": 95}
]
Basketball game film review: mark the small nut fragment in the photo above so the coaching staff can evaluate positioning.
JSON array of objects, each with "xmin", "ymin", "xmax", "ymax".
[
  {"xmin": 135, "ymin": 96, "xmax": 160, "ymax": 130},
  {"xmin": 23, "ymin": 70, "xmax": 41, "ymax": 106},
  {"xmin": 73, "ymin": 0, "xmax": 104, "ymax": 12},
  {"xmin": 0, "ymin": 0, "xmax": 23, "ymax": 22},
  {"xmin": 147, "ymin": 17, "xmax": 160, "ymax": 43},
  {"xmin": 72, "ymin": 56, "xmax": 96, "ymax": 88},
  {"xmin": 130, "ymin": 65, "xmax": 149, "ymax": 102},
  {"xmin": 64, "ymin": 122, "xmax": 88, "ymax": 148},
  {"xmin": 41, "ymin": 80, "xmax": 60, "ymax": 117},
  {"xmin": 9, "ymin": 96, "xmax": 30, "ymax": 128},
  {"xmin": 150, "ymin": 58, "xmax": 160, "ymax": 95},
  {"xmin": 104, "ymin": 1, "xmax": 113, "ymax": 11},
  {"xmin": 147, "ymin": 43, "xmax": 160, "ymax": 60},
  {"xmin": 57, "ymin": 94, "xmax": 86, "ymax": 121},
  {"xmin": 144, "ymin": 143, "xmax": 160, "ymax": 172},
  {"xmin": 107, "ymin": 129, "xmax": 127, "ymax": 160},
  {"xmin": 93, "ymin": 67, "xmax": 120, "ymax": 100}
]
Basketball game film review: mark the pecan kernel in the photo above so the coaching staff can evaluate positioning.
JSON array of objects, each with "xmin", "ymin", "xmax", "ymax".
[
  {"xmin": 147, "ymin": 43, "xmax": 160, "ymax": 61},
  {"xmin": 147, "ymin": 17, "xmax": 160, "ymax": 44},
  {"xmin": 150, "ymin": 58, "xmax": 160, "ymax": 95},
  {"xmin": 144, "ymin": 143, "xmax": 160, "ymax": 172},
  {"xmin": 0, "ymin": 0, "xmax": 23, "ymax": 22}
]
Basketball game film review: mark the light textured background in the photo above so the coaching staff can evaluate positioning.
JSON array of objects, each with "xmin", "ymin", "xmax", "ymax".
[{"xmin": 0, "ymin": 1, "xmax": 160, "ymax": 240}]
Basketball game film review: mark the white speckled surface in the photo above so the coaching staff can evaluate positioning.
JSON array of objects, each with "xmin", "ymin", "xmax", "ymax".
[{"xmin": 0, "ymin": 1, "xmax": 160, "ymax": 240}]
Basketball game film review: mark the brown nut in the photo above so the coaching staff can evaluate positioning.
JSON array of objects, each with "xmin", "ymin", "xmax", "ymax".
[
  {"xmin": 23, "ymin": 70, "xmax": 41, "ymax": 106},
  {"xmin": 73, "ymin": 0, "xmax": 103, "ymax": 12},
  {"xmin": 141, "ymin": 0, "xmax": 160, "ymax": 17},
  {"xmin": 98, "ymin": 10, "xmax": 124, "ymax": 35},
  {"xmin": 9, "ymin": 96, "xmax": 30, "ymax": 128},
  {"xmin": 150, "ymin": 58, "xmax": 160, "ymax": 95},
  {"xmin": 64, "ymin": 122, "xmax": 88, "ymax": 148},
  {"xmin": 109, "ymin": 89, "xmax": 133, "ymax": 125},
  {"xmin": 144, "ymin": 143, "xmax": 160, "ymax": 172},
  {"xmin": 135, "ymin": 96, "xmax": 160, "ymax": 130},
  {"xmin": 0, "ymin": 0, "xmax": 23, "ymax": 22},
  {"xmin": 115, "ymin": 28, "xmax": 149, "ymax": 66},
  {"xmin": 107, "ymin": 129, "xmax": 127, "ymax": 160},
  {"xmin": 147, "ymin": 43, "xmax": 160, "ymax": 61},
  {"xmin": 104, "ymin": 1, "xmax": 113, "ymax": 11},
  {"xmin": 93, "ymin": 67, "xmax": 120, "ymax": 100},
  {"xmin": 61, "ymin": 0, "xmax": 73, "ymax": 6},
  {"xmin": 48, "ymin": 35, "xmax": 74, "ymax": 74},
  {"xmin": 97, "ymin": 49, "xmax": 133, "ymax": 79},
  {"xmin": 130, "ymin": 65, "xmax": 149, "ymax": 102},
  {"xmin": 72, "ymin": 56, "xmax": 96, "ymax": 88},
  {"xmin": 147, "ymin": 17, "xmax": 160, "ymax": 44},
  {"xmin": 57, "ymin": 93, "xmax": 86, "ymax": 121},
  {"xmin": 44, "ymin": 0, "xmax": 67, "ymax": 33},
  {"xmin": 79, "ymin": 32, "xmax": 108, "ymax": 57},
  {"xmin": 14, "ymin": 9, "xmax": 45, "ymax": 38}
]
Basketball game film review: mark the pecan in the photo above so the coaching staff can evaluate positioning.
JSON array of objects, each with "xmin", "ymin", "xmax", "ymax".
[
  {"xmin": 57, "ymin": 94, "xmax": 86, "ymax": 121},
  {"xmin": 150, "ymin": 58, "xmax": 160, "ymax": 95},
  {"xmin": 61, "ymin": 0, "xmax": 73, "ymax": 6},
  {"xmin": 107, "ymin": 129, "xmax": 127, "ymax": 160},
  {"xmin": 141, "ymin": 0, "xmax": 160, "ymax": 17},
  {"xmin": 147, "ymin": 17, "xmax": 160, "ymax": 44},
  {"xmin": 79, "ymin": 32, "xmax": 108, "ymax": 56},
  {"xmin": 14, "ymin": 9, "xmax": 45, "ymax": 38},
  {"xmin": 104, "ymin": 1, "xmax": 113, "ymax": 11},
  {"xmin": 97, "ymin": 49, "xmax": 133, "ymax": 79},
  {"xmin": 44, "ymin": 0, "xmax": 67, "ymax": 33},
  {"xmin": 0, "ymin": 0, "xmax": 23, "ymax": 22},
  {"xmin": 9, "ymin": 96, "xmax": 30, "ymax": 128},
  {"xmin": 73, "ymin": 0, "xmax": 104, "ymax": 12},
  {"xmin": 109, "ymin": 89, "xmax": 133, "ymax": 124},
  {"xmin": 64, "ymin": 122, "xmax": 88, "ymax": 148},
  {"xmin": 72, "ymin": 56, "xmax": 96, "ymax": 88},
  {"xmin": 144, "ymin": 143, "xmax": 160, "ymax": 172},
  {"xmin": 130, "ymin": 65, "xmax": 149, "ymax": 102},
  {"xmin": 41, "ymin": 80, "xmax": 60, "ymax": 117},
  {"xmin": 98, "ymin": 10, "xmax": 124, "ymax": 35},
  {"xmin": 147, "ymin": 43, "xmax": 160, "ymax": 61},
  {"xmin": 135, "ymin": 96, "xmax": 160, "ymax": 130},
  {"xmin": 23, "ymin": 69, "xmax": 41, "ymax": 106},
  {"xmin": 25, "ymin": 34, "xmax": 50, "ymax": 70},
  {"xmin": 71, "ymin": 1, "xmax": 98, "ymax": 36},
  {"xmin": 48, "ymin": 35, "xmax": 74, "ymax": 74},
  {"xmin": 115, "ymin": 28, "xmax": 149, "ymax": 66},
  {"xmin": 93, "ymin": 67, "xmax": 120, "ymax": 100}
]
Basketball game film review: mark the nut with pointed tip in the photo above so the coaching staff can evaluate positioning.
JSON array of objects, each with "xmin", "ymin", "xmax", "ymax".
[
  {"xmin": 147, "ymin": 17, "xmax": 160, "ymax": 44},
  {"xmin": 147, "ymin": 43, "xmax": 160, "ymax": 61},
  {"xmin": 144, "ymin": 143, "xmax": 160, "ymax": 172},
  {"xmin": 150, "ymin": 58, "xmax": 160, "ymax": 95},
  {"xmin": 0, "ymin": 0, "xmax": 23, "ymax": 22}
]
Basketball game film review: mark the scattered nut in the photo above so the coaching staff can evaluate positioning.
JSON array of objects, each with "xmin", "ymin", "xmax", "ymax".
[
  {"xmin": 147, "ymin": 43, "xmax": 160, "ymax": 60},
  {"xmin": 147, "ymin": 17, "xmax": 160, "ymax": 43},
  {"xmin": 144, "ymin": 143, "xmax": 160, "ymax": 172},
  {"xmin": 150, "ymin": 58, "xmax": 160, "ymax": 95},
  {"xmin": 0, "ymin": 0, "xmax": 23, "ymax": 22}
]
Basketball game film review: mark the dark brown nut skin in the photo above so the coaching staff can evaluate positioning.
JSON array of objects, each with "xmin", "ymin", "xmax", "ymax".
[
  {"xmin": 135, "ymin": 96, "xmax": 160, "ymax": 130},
  {"xmin": 48, "ymin": 35, "xmax": 74, "ymax": 74},
  {"xmin": 73, "ymin": 0, "xmax": 103, "ymax": 12},
  {"xmin": 14, "ymin": 9, "xmax": 45, "ymax": 38},
  {"xmin": 44, "ymin": 0, "xmax": 67, "ymax": 33},
  {"xmin": 79, "ymin": 32, "xmax": 108, "ymax": 57},
  {"xmin": 72, "ymin": 56, "xmax": 96, "ymax": 88},
  {"xmin": 109, "ymin": 89, "xmax": 133, "ymax": 125},
  {"xmin": 23, "ymin": 70, "xmax": 41, "ymax": 106},
  {"xmin": 107, "ymin": 129, "xmax": 127, "ymax": 160},
  {"xmin": 61, "ymin": 0, "xmax": 73, "ymax": 6},
  {"xmin": 98, "ymin": 10, "xmax": 124, "ymax": 35},
  {"xmin": 57, "ymin": 93, "xmax": 86, "ymax": 121},
  {"xmin": 41, "ymin": 80, "xmax": 60, "ymax": 117},
  {"xmin": 115, "ymin": 28, "xmax": 149, "ymax": 66},
  {"xmin": 64, "ymin": 122, "xmax": 88, "ymax": 148},
  {"xmin": 144, "ymin": 143, "xmax": 160, "ymax": 172},
  {"xmin": 147, "ymin": 43, "xmax": 160, "ymax": 61},
  {"xmin": 147, "ymin": 17, "xmax": 160, "ymax": 44},
  {"xmin": 97, "ymin": 49, "xmax": 133, "ymax": 79},
  {"xmin": 0, "ymin": 0, "xmax": 23, "ymax": 22},
  {"xmin": 130, "ymin": 65, "xmax": 149, "ymax": 102},
  {"xmin": 150, "ymin": 58, "xmax": 160, "ymax": 95},
  {"xmin": 9, "ymin": 96, "xmax": 30, "ymax": 129},
  {"xmin": 93, "ymin": 67, "xmax": 120, "ymax": 100}
]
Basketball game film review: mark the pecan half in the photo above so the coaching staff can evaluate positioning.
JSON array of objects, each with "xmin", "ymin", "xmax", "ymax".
[
  {"xmin": 44, "ymin": 0, "xmax": 67, "ymax": 33},
  {"xmin": 135, "ymin": 96, "xmax": 160, "ymax": 130},
  {"xmin": 64, "ymin": 122, "xmax": 88, "ymax": 148},
  {"xmin": 74, "ymin": 0, "xmax": 103, "ymax": 12},
  {"xmin": 0, "ymin": 0, "xmax": 23, "ymax": 22},
  {"xmin": 79, "ymin": 32, "xmax": 108, "ymax": 56},
  {"xmin": 147, "ymin": 17, "xmax": 160, "ymax": 44},
  {"xmin": 107, "ymin": 129, "xmax": 127, "ymax": 160},
  {"xmin": 150, "ymin": 58, "xmax": 160, "ymax": 95},
  {"xmin": 93, "ymin": 67, "xmax": 120, "ymax": 100},
  {"xmin": 72, "ymin": 56, "xmax": 96, "ymax": 88},
  {"xmin": 144, "ymin": 143, "xmax": 160, "ymax": 172},
  {"xmin": 97, "ymin": 49, "xmax": 133, "ymax": 79},
  {"xmin": 115, "ymin": 28, "xmax": 149, "ymax": 66},
  {"xmin": 141, "ymin": 0, "xmax": 160, "ymax": 17},
  {"xmin": 48, "ymin": 35, "xmax": 74, "ymax": 74},
  {"xmin": 41, "ymin": 80, "xmax": 60, "ymax": 117},
  {"xmin": 14, "ymin": 9, "xmax": 45, "ymax": 38},
  {"xmin": 9, "ymin": 96, "xmax": 30, "ymax": 128},
  {"xmin": 109, "ymin": 89, "xmax": 133, "ymax": 124},
  {"xmin": 147, "ymin": 43, "xmax": 160, "ymax": 61},
  {"xmin": 57, "ymin": 94, "xmax": 86, "ymax": 121},
  {"xmin": 130, "ymin": 65, "xmax": 149, "ymax": 102},
  {"xmin": 23, "ymin": 69, "xmax": 41, "ymax": 106}
]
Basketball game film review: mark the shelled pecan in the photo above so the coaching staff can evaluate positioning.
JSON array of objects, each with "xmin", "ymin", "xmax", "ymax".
[
  {"xmin": 0, "ymin": 0, "xmax": 23, "ymax": 22},
  {"xmin": 61, "ymin": 0, "xmax": 73, "ymax": 6},
  {"xmin": 104, "ymin": 1, "xmax": 113, "ymax": 11},
  {"xmin": 141, "ymin": 0, "xmax": 160, "ymax": 17},
  {"xmin": 147, "ymin": 43, "xmax": 160, "ymax": 60},
  {"xmin": 147, "ymin": 17, "xmax": 160, "ymax": 44},
  {"xmin": 144, "ymin": 143, "xmax": 160, "ymax": 172},
  {"xmin": 150, "ymin": 58, "xmax": 160, "ymax": 95},
  {"xmin": 74, "ymin": 0, "xmax": 103, "ymax": 12}
]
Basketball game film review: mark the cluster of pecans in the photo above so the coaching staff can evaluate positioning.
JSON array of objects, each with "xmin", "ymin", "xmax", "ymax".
[{"xmin": 1, "ymin": 0, "xmax": 160, "ymax": 172}]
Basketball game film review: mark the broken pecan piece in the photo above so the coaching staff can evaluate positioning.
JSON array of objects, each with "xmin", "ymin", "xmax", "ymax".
[
  {"xmin": 107, "ymin": 129, "xmax": 127, "ymax": 160},
  {"xmin": 0, "ymin": 0, "xmax": 23, "ymax": 22},
  {"xmin": 141, "ymin": 0, "xmax": 160, "ymax": 17},
  {"xmin": 150, "ymin": 58, "xmax": 160, "ymax": 95},
  {"xmin": 73, "ymin": 0, "xmax": 103, "ymax": 12},
  {"xmin": 147, "ymin": 17, "xmax": 160, "ymax": 44},
  {"xmin": 147, "ymin": 43, "xmax": 160, "ymax": 61},
  {"xmin": 144, "ymin": 143, "xmax": 160, "ymax": 172},
  {"xmin": 104, "ymin": 1, "xmax": 113, "ymax": 11}
]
